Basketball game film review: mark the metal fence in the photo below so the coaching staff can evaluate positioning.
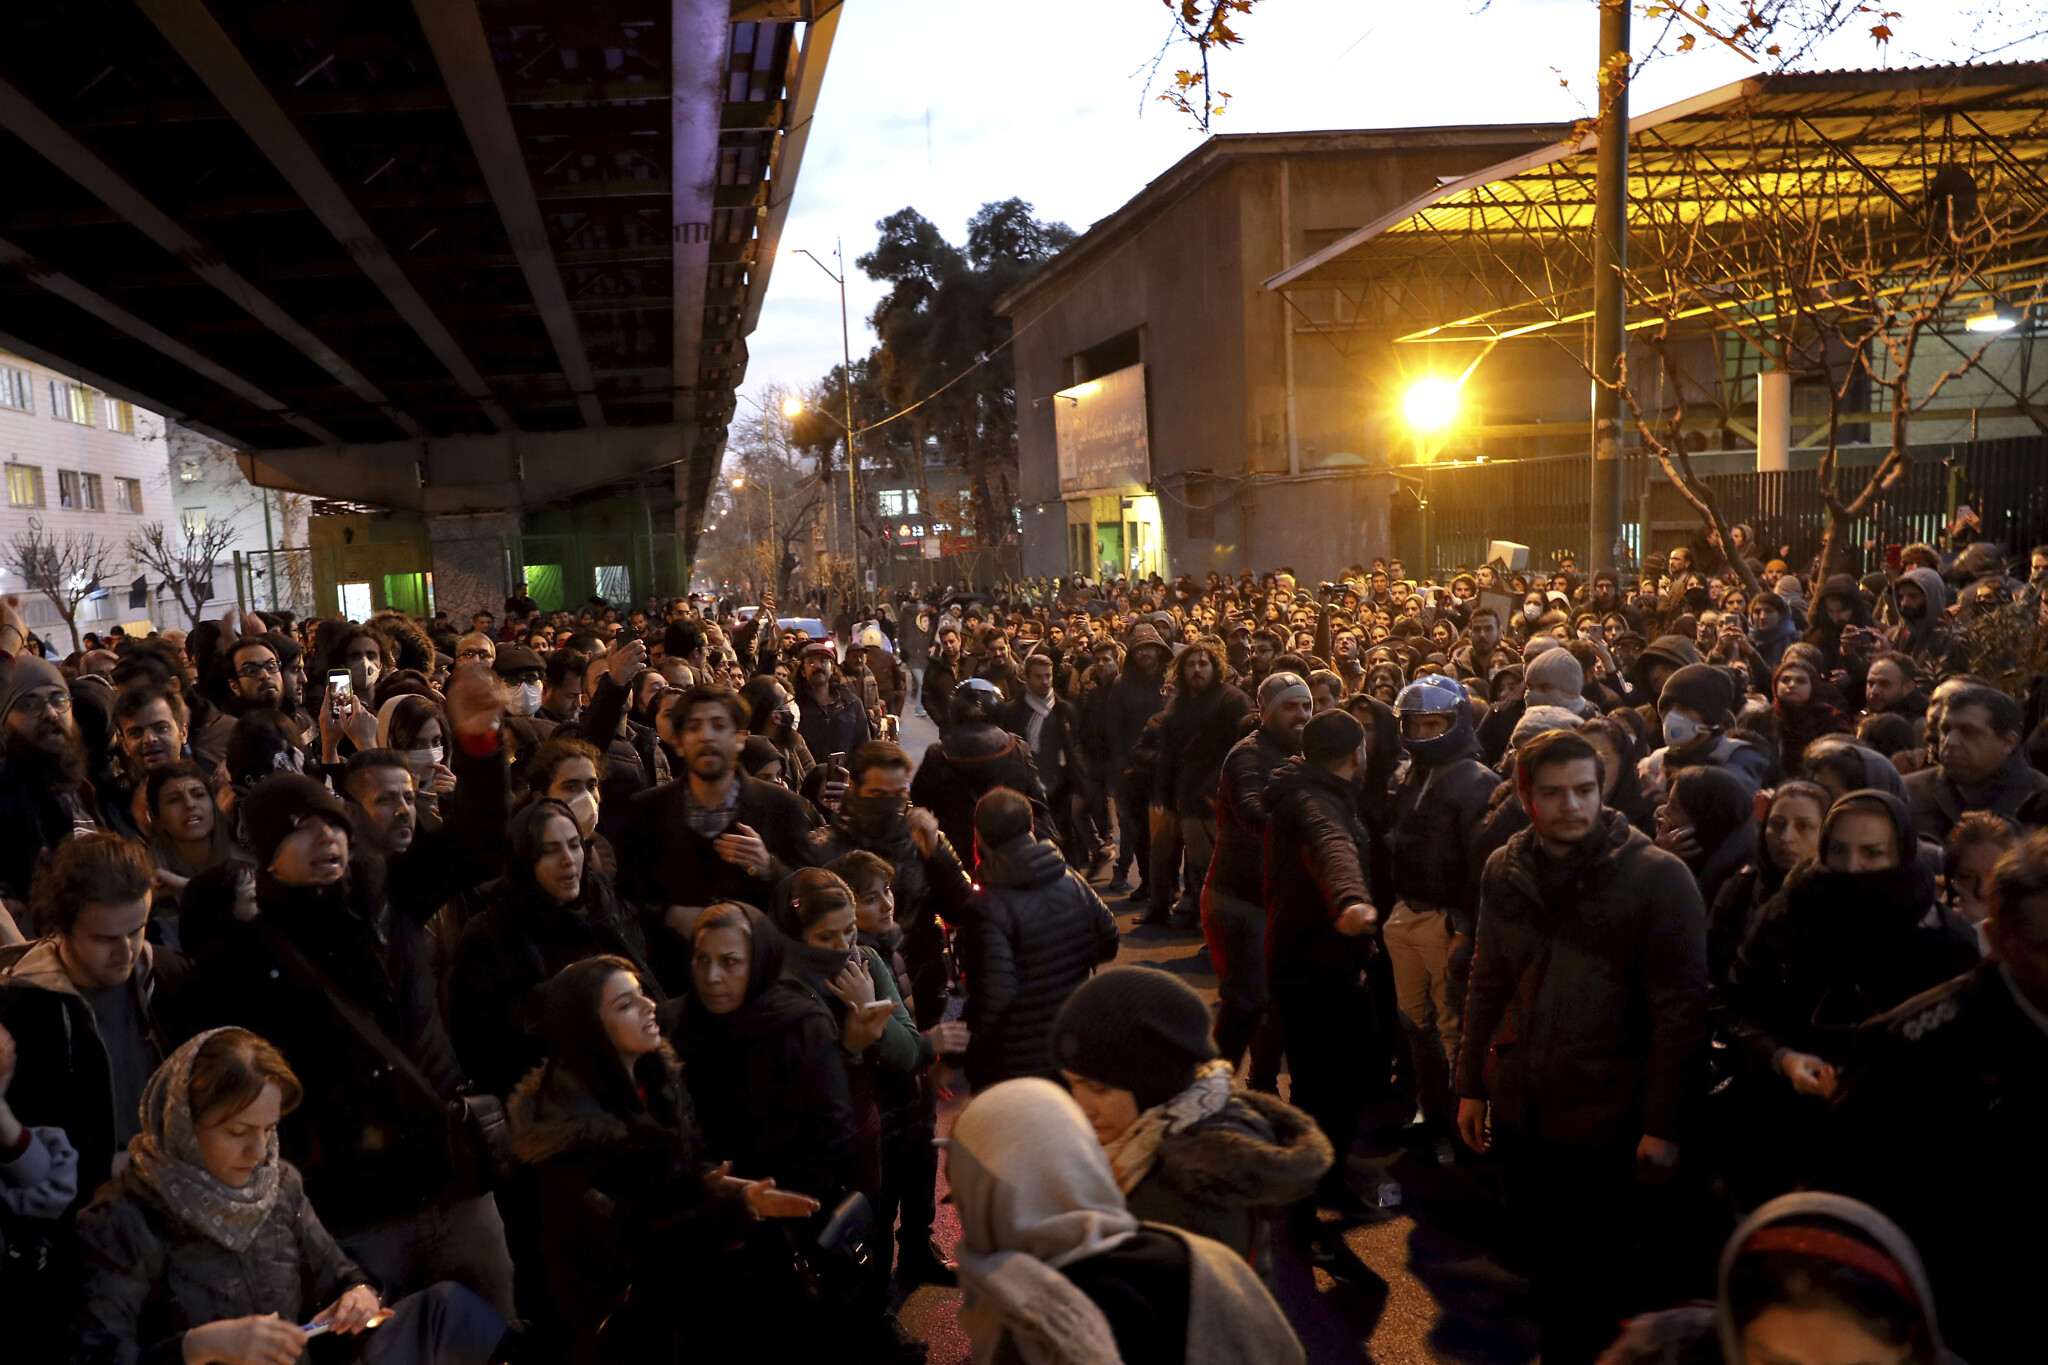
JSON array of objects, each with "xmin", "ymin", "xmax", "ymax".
[{"xmin": 1401, "ymin": 436, "xmax": 2048, "ymax": 577}]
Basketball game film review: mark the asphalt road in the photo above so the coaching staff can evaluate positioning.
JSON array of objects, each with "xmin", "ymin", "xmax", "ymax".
[{"xmin": 890, "ymin": 705, "xmax": 1537, "ymax": 1365}]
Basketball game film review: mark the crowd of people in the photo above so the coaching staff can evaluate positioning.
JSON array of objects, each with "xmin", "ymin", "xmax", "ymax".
[{"xmin": 0, "ymin": 525, "xmax": 2042, "ymax": 1364}]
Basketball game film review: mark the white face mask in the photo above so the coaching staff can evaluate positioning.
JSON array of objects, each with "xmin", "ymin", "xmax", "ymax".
[
  {"xmin": 514, "ymin": 682, "xmax": 543, "ymax": 716},
  {"xmin": 1524, "ymin": 604, "xmax": 1541, "ymax": 620},
  {"xmin": 404, "ymin": 746, "xmax": 443, "ymax": 776},
  {"xmin": 1662, "ymin": 710, "xmax": 1709, "ymax": 749},
  {"xmin": 567, "ymin": 789, "xmax": 599, "ymax": 837}
]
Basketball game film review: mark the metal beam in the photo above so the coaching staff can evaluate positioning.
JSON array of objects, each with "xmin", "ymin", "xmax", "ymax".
[
  {"xmin": 241, "ymin": 425, "xmax": 693, "ymax": 513},
  {"xmin": 0, "ymin": 236, "xmax": 340, "ymax": 444},
  {"xmin": 0, "ymin": 76, "xmax": 423, "ymax": 440},
  {"xmin": 0, "ymin": 328, "xmax": 254, "ymax": 452},
  {"xmin": 672, "ymin": 0, "xmax": 728, "ymax": 429},
  {"xmin": 411, "ymin": 0, "xmax": 604, "ymax": 427},
  {"xmin": 744, "ymin": 5, "xmax": 839, "ymax": 334},
  {"xmin": 133, "ymin": 0, "xmax": 516, "ymax": 431}
]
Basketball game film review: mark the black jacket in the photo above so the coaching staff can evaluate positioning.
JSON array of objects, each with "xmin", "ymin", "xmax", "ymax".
[
  {"xmin": 1098, "ymin": 672, "xmax": 1167, "ymax": 765},
  {"xmin": 1206, "ymin": 726, "xmax": 1296, "ymax": 904},
  {"xmin": 74, "ymin": 1161, "xmax": 364, "ymax": 1365},
  {"xmin": 179, "ymin": 872, "xmax": 464, "ymax": 1229},
  {"xmin": 908, "ymin": 726, "xmax": 1050, "ymax": 861},
  {"xmin": 1261, "ymin": 758, "xmax": 1373, "ymax": 981},
  {"xmin": 0, "ymin": 754, "xmax": 95, "ymax": 902},
  {"xmin": 1726, "ymin": 861, "xmax": 1978, "ymax": 1072},
  {"xmin": 1154, "ymin": 683, "xmax": 1253, "ymax": 818},
  {"xmin": 1826, "ymin": 962, "xmax": 2048, "ymax": 1365},
  {"xmin": 1902, "ymin": 751, "xmax": 2048, "ymax": 842},
  {"xmin": 958, "ymin": 834, "xmax": 1120, "ymax": 1089},
  {"xmin": 0, "ymin": 939, "xmax": 174, "ymax": 1206},
  {"xmin": 1459, "ymin": 812, "xmax": 1707, "ymax": 1146},
  {"xmin": 794, "ymin": 681, "xmax": 872, "ymax": 763},
  {"xmin": 1386, "ymin": 745, "xmax": 1498, "ymax": 932},
  {"xmin": 447, "ymin": 876, "xmax": 656, "ymax": 1098},
  {"xmin": 505, "ymin": 1059, "xmax": 751, "ymax": 1340},
  {"xmin": 998, "ymin": 693, "xmax": 1088, "ymax": 792}
]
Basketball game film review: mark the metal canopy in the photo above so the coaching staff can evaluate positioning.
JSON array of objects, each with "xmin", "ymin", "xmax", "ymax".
[
  {"xmin": 1263, "ymin": 64, "xmax": 2048, "ymax": 346},
  {"xmin": 0, "ymin": 0, "xmax": 841, "ymax": 555}
]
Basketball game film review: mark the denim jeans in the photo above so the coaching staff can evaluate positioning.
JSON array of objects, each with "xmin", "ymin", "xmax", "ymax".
[
  {"xmin": 339, "ymin": 1193, "xmax": 517, "ymax": 1320},
  {"xmin": 348, "ymin": 1281, "xmax": 506, "ymax": 1365}
]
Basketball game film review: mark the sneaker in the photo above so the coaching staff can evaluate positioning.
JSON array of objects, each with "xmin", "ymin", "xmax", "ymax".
[
  {"xmin": 894, "ymin": 1239, "xmax": 958, "ymax": 1289},
  {"xmin": 1106, "ymin": 877, "xmax": 1133, "ymax": 895}
]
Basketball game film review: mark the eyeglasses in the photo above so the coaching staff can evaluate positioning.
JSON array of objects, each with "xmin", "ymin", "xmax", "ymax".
[
  {"xmin": 17, "ymin": 692, "xmax": 72, "ymax": 716},
  {"xmin": 236, "ymin": 660, "xmax": 282, "ymax": 678}
]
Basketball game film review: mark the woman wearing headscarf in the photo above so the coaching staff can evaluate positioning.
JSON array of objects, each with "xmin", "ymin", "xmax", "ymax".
[
  {"xmin": 946, "ymin": 1077, "xmax": 1304, "ymax": 1365},
  {"xmin": 506, "ymin": 956, "xmax": 817, "ymax": 1363},
  {"xmin": 1050, "ymin": 968, "xmax": 1329, "ymax": 1264},
  {"xmin": 447, "ymin": 800, "xmax": 655, "ymax": 1098},
  {"xmin": 1771, "ymin": 657, "xmax": 1853, "ymax": 771},
  {"xmin": 1656, "ymin": 765, "xmax": 1758, "ymax": 916},
  {"xmin": 665, "ymin": 903, "xmax": 858, "ymax": 1224},
  {"xmin": 74, "ymin": 1027, "xmax": 505, "ymax": 1365},
  {"xmin": 1707, "ymin": 780, "xmax": 1828, "ymax": 991}
]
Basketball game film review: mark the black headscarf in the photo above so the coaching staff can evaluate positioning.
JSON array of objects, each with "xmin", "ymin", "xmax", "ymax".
[{"xmin": 669, "ymin": 904, "xmax": 821, "ymax": 1041}]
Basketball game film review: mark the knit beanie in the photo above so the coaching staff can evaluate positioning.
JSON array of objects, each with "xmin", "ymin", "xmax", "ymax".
[
  {"xmin": 1301, "ymin": 708, "xmax": 1366, "ymax": 763},
  {"xmin": 1524, "ymin": 646, "xmax": 1584, "ymax": 701},
  {"xmin": 243, "ymin": 772, "xmax": 351, "ymax": 868},
  {"xmin": 1659, "ymin": 662, "xmax": 1737, "ymax": 728},
  {"xmin": 1512, "ymin": 704, "xmax": 1585, "ymax": 749},
  {"xmin": 1052, "ymin": 966, "xmax": 1217, "ymax": 1111},
  {"xmin": 0, "ymin": 656, "xmax": 67, "ymax": 723}
]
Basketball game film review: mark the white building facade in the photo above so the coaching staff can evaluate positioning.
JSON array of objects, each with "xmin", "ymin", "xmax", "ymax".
[{"xmin": 0, "ymin": 347, "xmax": 170, "ymax": 645}]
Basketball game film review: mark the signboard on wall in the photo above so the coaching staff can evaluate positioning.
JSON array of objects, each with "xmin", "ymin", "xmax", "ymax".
[{"xmin": 1055, "ymin": 363, "xmax": 1150, "ymax": 495}]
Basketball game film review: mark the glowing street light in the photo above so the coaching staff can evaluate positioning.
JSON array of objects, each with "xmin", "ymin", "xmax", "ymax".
[
  {"xmin": 1966, "ymin": 304, "xmax": 2018, "ymax": 334},
  {"xmin": 1404, "ymin": 378, "xmax": 1461, "ymax": 431},
  {"xmin": 782, "ymin": 395, "xmax": 808, "ymax": 418}
]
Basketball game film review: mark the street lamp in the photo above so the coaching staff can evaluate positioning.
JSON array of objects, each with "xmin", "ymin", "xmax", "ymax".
[{"xmin": 789, "ymin": 239, "xmax": 865, "ymax": 613}]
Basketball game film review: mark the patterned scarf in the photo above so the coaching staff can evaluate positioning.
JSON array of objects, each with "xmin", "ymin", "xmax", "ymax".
[
  {"xmin": 126, "ymin": 1028, "xmax": 284, "ymax": 1251},
  {"xmin": 1100, "ymin": 1059, "xmax": 1235, "ymax": 1194}
]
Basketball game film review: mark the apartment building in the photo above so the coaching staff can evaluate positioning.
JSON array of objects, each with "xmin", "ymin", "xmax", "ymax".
[{"xmin": 0, "ymin": 347, "xmax": 169, "ymax": 643}]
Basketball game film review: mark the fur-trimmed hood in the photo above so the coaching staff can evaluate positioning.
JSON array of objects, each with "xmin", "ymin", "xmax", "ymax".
[
  {"xmin": 505, "ymin": 1063, "xmax": 631, "ymax": 1166},
  {"xmin": 1151, "ymin": 1091, "xmax": 1333, "ymax": 1210}
]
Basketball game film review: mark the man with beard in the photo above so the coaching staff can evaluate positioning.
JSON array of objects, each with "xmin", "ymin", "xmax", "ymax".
[
  {"xmin": 794, "ymin": 639, "xmax": 872, "ymax": 762},
  {"xmin": 621, "ymin": 683, "xmax": 816, "ymax": 990},
  {"xmin": 1457, "ymin": 730, "xmax": 1705, "ymax": 1365},
  {"xmin": 1205, "ymin": 672, "xmax": 1314, "ymax": 1089},
  {"xmin": 998, "ymin": 651, "xmax": 1089, "ymax": 863},
  {"xmin": 1150, "ymin": 642, "xmax": 1252, "ymax": 927},
  {"xmin": 101, "ymin": 685, "xmax": 191, "ymax": 839},
  {"xmin": 0, "ymin": 658, "xmax": 102, "ymax": 900},
  {"xmin": 924, "ymin": 622, "xmax": 964, "ymax": 726},
  {"xmin": 807, "ymin": 740, "xmax": 970, "ymax": 1289},
  {"xmin": 1244, "ymin": 628, "xmax": 1281, "ymax": 688},
  {"xmin": 1450, "ymin": 607, "xmax": 1506, "ymax": 682},
  {"xmin": 1102, "ymin": 626, "xmax": 1170, "ymax": 897},
  {"xmin": 973, "ymin": 628, "xmax": 1021, "ymax": 701}
]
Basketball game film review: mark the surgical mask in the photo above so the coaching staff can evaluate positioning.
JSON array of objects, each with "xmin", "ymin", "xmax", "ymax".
[
  {"xmin": 514, "ymin": 682, "xmax": 543, "ymax": 716},
  {"xmin": 567, "ymin": 790, "xmax": 599, "ymax": 837},
  {"xmin": 404, "ymin": 746, "xmax": 443, "ymax": 777},
  {"xmin": 1662, "ymin": 710, "xmax": 1710, "ymax": 749},
  {"xmin": 1524, "ymin": 604, "xmax": 1541, "ymax": 621}
]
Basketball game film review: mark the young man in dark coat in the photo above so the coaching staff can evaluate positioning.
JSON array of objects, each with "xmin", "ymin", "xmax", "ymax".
[
  {"xmin": 1203, "ymin": 672, "xmax": 1313, "ymax": 1089},
  {"xmin": 1151, "ymin": 643, "xmax": 1252, "ymax": 926},
  {"xmin": 1263, "ymin": 709, "xmax": 1380, "ymax": 1238},
  {"xmin": 909, "ymin": 680, "xmax": 1050, "ymax": 863},
  {"xmin": 998, "ymin": 650, "xmax": 1091, "ymax": 864},
  {"xmin": 958, "ymin": 789, "xmax": 1120, "ymax": 1091},
  {"xmin": 1457, "ymin": 729, "xmax": 1707, "ymax": 1365},
  {"xmin": 793, "ymin": 639, "xmax": 873, "ymax": 763},
  {"xmin": 1099, "ymin": 628, "xmax": 1169, "ymax": 896},
  {"xmin": 621, "ymin": 684, "xmax": 817, "ymax": 991}
]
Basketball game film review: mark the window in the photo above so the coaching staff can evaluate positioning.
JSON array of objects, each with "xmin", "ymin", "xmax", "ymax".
[
  {"xmin": 338, "ymin": 582, "xmax": 373, "ymax": 622},
  {"xmin": 177, "ymin": 454, "xmax": 203, "ymax": 484},
  {"xmin": 877, "ymin": 489, "xmax": 919, "ymax": 517},
  {"xmin": 58, "ymin": 469, "xmax": 80, "ymax": 509},
  {"xmin": 49, "ymin": 381, "xmax": 95, "ymax": 425},
  {"xmin": 180, "ymin": 507, "xmax": 207, "ymax": 538},
  {"xmin": 105, "ymin": 399, "xmax": 135, "ymax": 435},
  {"xmin": 115, "ymin": 477, "xmax": 141, "ymax": 513},
  {"xmin": 0, "ymin": 366, "xmax": 31, "ymax": 412},
  {"xmin": 81, "ymin": 473, "xmax": 103, "ymax": 511},
  {"xmin": 6, "ymin": 463, "xmax": 43, "ymax": 507}
]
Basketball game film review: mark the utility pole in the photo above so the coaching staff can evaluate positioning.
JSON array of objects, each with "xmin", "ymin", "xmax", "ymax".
[
  {"xmin": 793, "ymin": 241, "xmax": 863, "ymax": 617},
  {"xmin": 1589, "ymin": 0, "xmax": 1630, "ymax": 571}
]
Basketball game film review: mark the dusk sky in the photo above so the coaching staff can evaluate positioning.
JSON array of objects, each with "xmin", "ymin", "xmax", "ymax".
[{"xmin": 739, "ymin": 0, "xmax": 2040, "ymax": 419}]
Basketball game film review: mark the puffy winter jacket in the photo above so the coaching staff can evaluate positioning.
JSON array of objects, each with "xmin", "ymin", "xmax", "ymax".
[
  {"xmin": 1125, "ymin": 1090, "xmax": 1332, "ymax": 1259},
  {"xmin": 1459, "ymin": 811, "xmax": 1707, "ymax": 1146},
  {"xmin": 958, "ymin": 835, "xmax": 1120, "ymax": 1089},
  {"xmin": 1205, "ymin": 726, "xmax": 1297, "ymax": 904}
]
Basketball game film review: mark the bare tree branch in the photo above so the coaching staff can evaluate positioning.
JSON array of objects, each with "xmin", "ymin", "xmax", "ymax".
[
  {"xmin": 128, "ymin": 518, "xmax": 238, "ymax": 628},
  {"xmin": 6, "ymin": 518, "xmax": 120, "ymax": 653}
]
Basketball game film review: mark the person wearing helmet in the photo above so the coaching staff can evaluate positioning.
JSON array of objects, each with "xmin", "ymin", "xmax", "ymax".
[
  {"xmin": 908, "ymin": 678, "xmax": 1051, "ymax": 863},
  {"xmin": 1385, "ymin": 674, "xmax": 1501, "ymax": 1150}
]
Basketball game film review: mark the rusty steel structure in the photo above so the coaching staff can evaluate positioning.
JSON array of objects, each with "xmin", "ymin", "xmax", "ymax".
[{"xmin": 0, "ymin": 0, "xmax": 840, "ymax": 560}]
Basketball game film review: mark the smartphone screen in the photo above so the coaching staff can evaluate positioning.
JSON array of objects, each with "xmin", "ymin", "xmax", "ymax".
[
  {"xmin": 1884, "ymin": 544, "xmax": 1904, "ymax": 574},
  {"xmin": 327, "ymin": 669, "xmax": 353, "ymax": 703}
]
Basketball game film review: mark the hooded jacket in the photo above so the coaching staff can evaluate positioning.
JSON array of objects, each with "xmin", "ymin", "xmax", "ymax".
[
  {"xmin": 959, "ymin": 834, "xmax": 1120, "ymax": 1089},
  {"xmin": 909, "ymin": 725, "xmax": 1051, "ymax": 861},
  {"xmin": 1887, "ymin": 566, "xmax": 1954, "ymax": 664},
  {"xmin": 1459, "ymin": 811, "xmax": 1707, "ymax": 1146},
  {"xmin": 0, "ymin": 939, "xmax": 173, "ymax": 1209},
  {"xmin": 1123, "ymin": 1089, "xmax": 1332, "ymax": 1260},
  {"xmin": 1626, "ymin": 633, "xmax": 1701, "ymax": 715},
  {"xmin": 1726, "ymin": 789, "xmax": 1978, "ymax": 1071},
  {"xmin": 1262, "ymin": 758, "xmax": 1373, "ymax": 980}
]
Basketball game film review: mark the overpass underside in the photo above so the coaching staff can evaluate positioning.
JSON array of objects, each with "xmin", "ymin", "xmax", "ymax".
[{"xmin": 0, "ymin": 0, "xmax": 839, "ymax": 564}]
